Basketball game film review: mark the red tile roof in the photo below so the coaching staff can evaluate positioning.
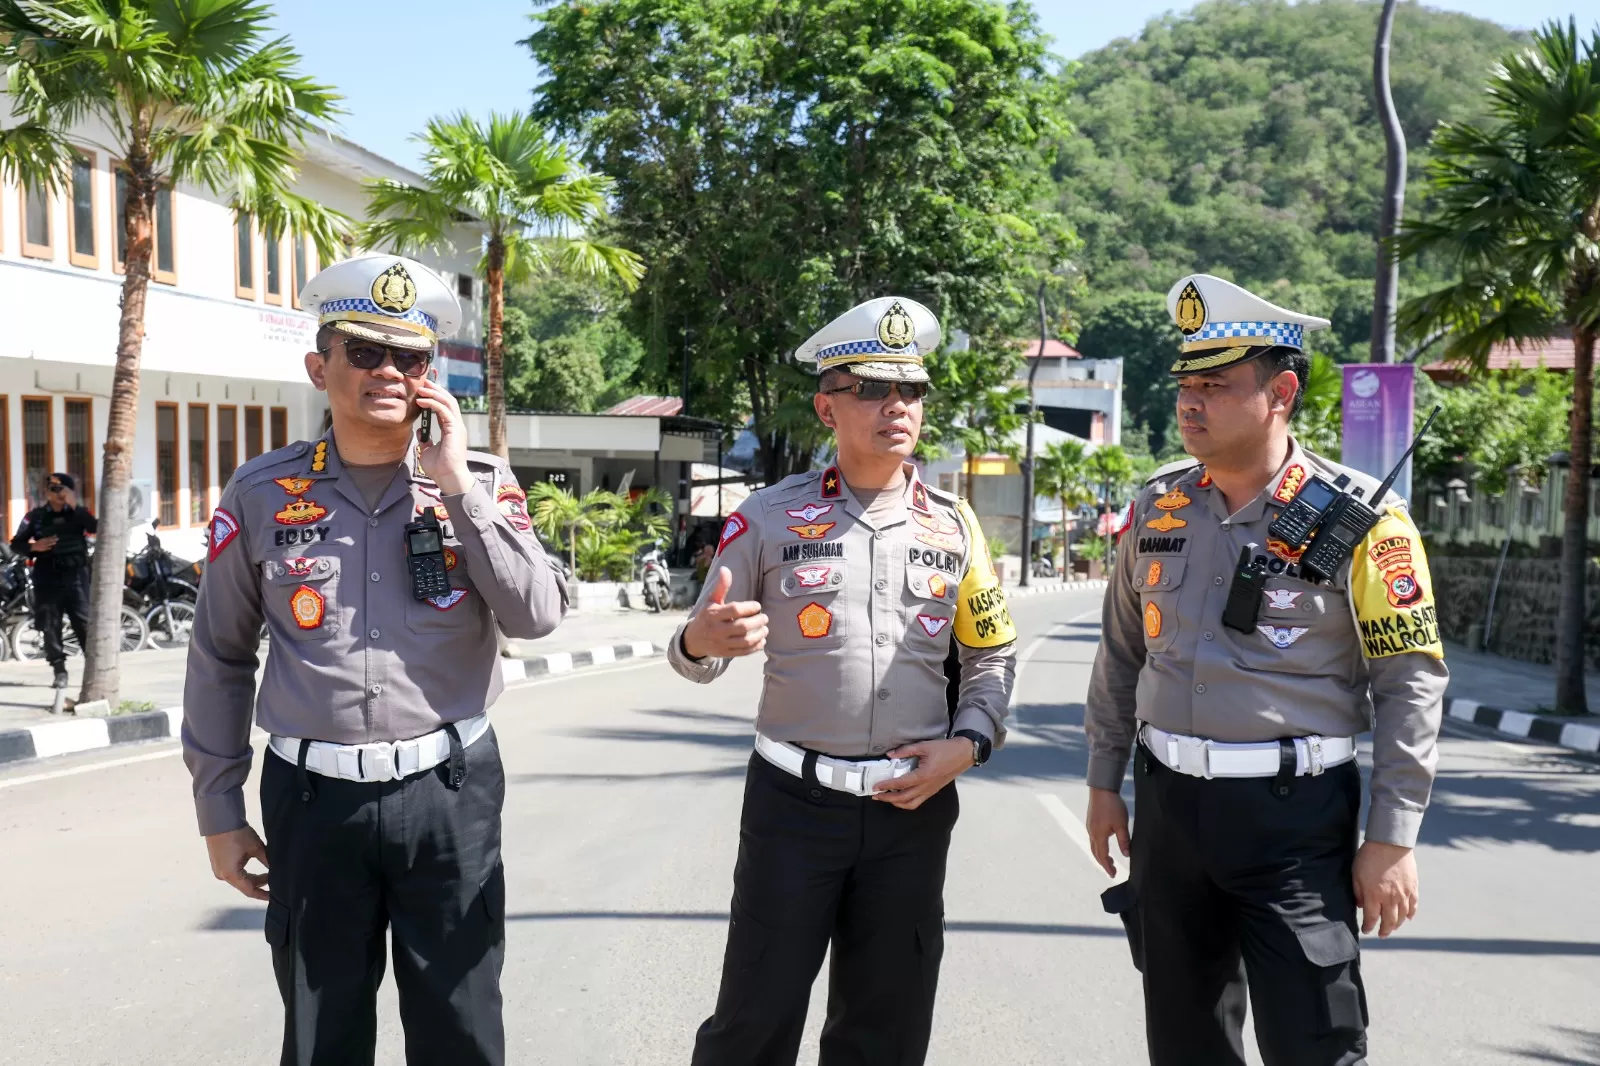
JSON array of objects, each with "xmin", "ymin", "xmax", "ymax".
[
  {"xmin": 605, "ymin": 395, "xmax": 685, "ymax": 417},
  {"xmin": 1015, "ymin": 338, "xmax": 1082, "ymax": 358},
  {"xmin": 1422, "ymin": 337, "xmax": 1576, "ymax": 377}
]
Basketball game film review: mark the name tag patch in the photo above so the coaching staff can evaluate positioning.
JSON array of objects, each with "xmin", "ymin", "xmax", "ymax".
[
  {"xmin": 274, "ymin": 526, "xmax": 331, "ymax": 547},
  {"xmin": 907, "ymin": 546, "xmax": 959, "ymax": 574},
  {"xmin": 782, "ymin": 542, "xmax": 846, "ymax": 563},
  {"xmin": 1138, "ymin": 536, "xmax": 1186, "ymax": 554}
]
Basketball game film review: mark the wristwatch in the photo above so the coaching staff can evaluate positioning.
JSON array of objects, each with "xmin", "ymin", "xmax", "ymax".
[{"xmin": 952, "ymin": 729, "xmax": 992, "ymax": 767}]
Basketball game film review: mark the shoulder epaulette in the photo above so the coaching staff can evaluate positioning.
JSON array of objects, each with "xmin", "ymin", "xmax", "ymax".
[
  {"xmin": 464, "ymin": 449, "xmax": 507, "ymax": 470},
  {"xmin": 1147, "ymin": 457, "xmax": 1201, "ymax": 485},
  {"xmin": 235, "ymin": 440, "xmax": 317, "ymax": 486}
]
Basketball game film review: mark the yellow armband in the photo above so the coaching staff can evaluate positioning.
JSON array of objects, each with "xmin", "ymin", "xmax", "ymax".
[
  {"xmin": 1349, "ymin": 507, "xmax": 1443, "ymax": 660},
  {"xmin": 952, "ymin": 498, "xmax": 1016, "ymax": 648}
]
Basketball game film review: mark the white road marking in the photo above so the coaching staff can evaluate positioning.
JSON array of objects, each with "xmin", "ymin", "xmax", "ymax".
[{"xmin": 1035, "ymin": 791, "xmax": 1104, "ymax": 873}]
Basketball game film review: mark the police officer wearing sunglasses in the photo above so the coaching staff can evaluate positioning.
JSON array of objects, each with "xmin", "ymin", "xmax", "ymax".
[
  {"xmin": 10, "ymin": 472, "xmax": 96, "ymax": 688},
  {"xmin": 669, "ymin": 296, "xmax": 1017, "ymax": 1065},
  {"xmin": 180, "ymin": 254, "xmax": 568, "ymax": 1065}
]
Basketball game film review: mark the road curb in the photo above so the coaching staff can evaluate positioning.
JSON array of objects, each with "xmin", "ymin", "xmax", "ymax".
[
  {"xmin": 1446, "ymin": 697, "xmax": 1600, "ymax": 756},
  {"xmin": 0, "ymin": 645, "xmax": 666, "ymax": 769},
  {"xmin": 1006, "ymin": 579, "xmax": 1108, "ymax": 599}
]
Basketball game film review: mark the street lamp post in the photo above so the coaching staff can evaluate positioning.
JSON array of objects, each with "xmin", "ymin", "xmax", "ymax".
[{"xmin": 1018, "ymin": 281, "xmax": 1047, "ymax": 588}]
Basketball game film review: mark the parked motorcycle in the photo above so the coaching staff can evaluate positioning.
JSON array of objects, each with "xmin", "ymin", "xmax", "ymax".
[
  {"xmin": 6, "ymin": 544, "xmax": 149, "ymax": 659},
  {"xmin": 640, "ymin": 545, "xmax": 672, "ymax": 612},
  {"xmin": 127, "ymin": 521, "xmax": 199, "ymax": 649}
]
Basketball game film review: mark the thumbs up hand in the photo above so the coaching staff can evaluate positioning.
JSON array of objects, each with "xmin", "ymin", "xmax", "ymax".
[{"xmin": 682, "ymin": 566, "xmax": 769, "ymax": 660}]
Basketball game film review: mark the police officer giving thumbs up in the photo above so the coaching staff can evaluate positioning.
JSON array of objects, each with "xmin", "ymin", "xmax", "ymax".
[
  {"xmin": 669, "ymin": 297, "xmax": 1017, "ymax": 1066},
  {"xmin": 1084, "ymin": 274, "xmax": 1449, "ymax": 1066}
]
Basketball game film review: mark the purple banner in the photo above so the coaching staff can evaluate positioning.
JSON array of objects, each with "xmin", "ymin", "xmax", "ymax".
[{"xmin": 1341, "ymin": 364, "xmax": 1416, "ymax": 502}]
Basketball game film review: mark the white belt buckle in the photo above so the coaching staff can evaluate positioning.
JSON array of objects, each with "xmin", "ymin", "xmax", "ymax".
[
  {"xmin": 1306, "ymin": 736, "xmax": 1325, "ymax": 777},
  {"xmin": 1176, "ymin": 734, "xmax": 1212, "ymax": 780},
  {"xmin": 366, "ymin": 741, "xmax": 396, "ymax": 783}
]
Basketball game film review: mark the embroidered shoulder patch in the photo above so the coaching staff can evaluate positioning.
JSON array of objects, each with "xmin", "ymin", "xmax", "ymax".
[
  {"xmin": 717, "ymin": 513, "xmax": 749, "ymax": 553},
  {"xmin": 208, "ymin": 508, "xmax": 240, "ymax": 562}
]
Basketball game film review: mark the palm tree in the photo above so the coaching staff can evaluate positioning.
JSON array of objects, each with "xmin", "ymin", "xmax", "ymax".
[
  {"xmin": 1396, "ymin": 20, "xmax": 1599, "ymax": 714},
  {"xmin": 0, "ymin": 0, "xmax": 349, "ymax": 707},
  {"xmin": 1086, "ymin": 444, "xmax": 1136, "ymax": 563},
  {"xmin": 359, "ymin": 111, "xmax": 644, "ymax": 458},
  {"xmin": 1037, "ymin": 439, "xmax": 1095, "ymax": 576}
]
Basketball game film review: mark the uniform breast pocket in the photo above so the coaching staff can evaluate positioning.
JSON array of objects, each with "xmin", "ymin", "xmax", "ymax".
[
  {"xmin": 1133, "ymin": 555, "xmax": 1187, "ymax": 653},
  {"xmin": 1250, "ymin": 578, "xmax": 1342, "ymax": 675},
  {"xmin": 904, "ymin": 564, "xmax": 957, "ymax": 647},
  {"xmin": 776, "ymin": 560, "xmax": 847, "ymax": 648},
  {"xmin": 404, "ymin": 557, "xmax": 487, "ymax": 636},
  {"xmin": 263, "ymin": 556, "xmax": 340, "ymax": 641}
]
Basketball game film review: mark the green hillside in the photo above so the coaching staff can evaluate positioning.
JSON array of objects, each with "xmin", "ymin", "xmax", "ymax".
[{"xmin": 1056, "ymin": 0, "xmax": 1528, "ymax": 445}]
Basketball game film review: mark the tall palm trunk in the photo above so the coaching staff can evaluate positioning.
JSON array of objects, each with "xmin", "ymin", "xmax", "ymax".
[
  {"xmin": 1554, "ymin": 324, "xmax": 1594, "ymax": 713},
  {"xmin": 485, "ymin": 237, "xmax": 508, "ymax": 459},
  {"xmin": 1370, "ymin": 0, "xmax": 1406, "ymax": 364},
  {"xmin": 80, "ymin": 158, "xmax": 155, "ymax": 705}
]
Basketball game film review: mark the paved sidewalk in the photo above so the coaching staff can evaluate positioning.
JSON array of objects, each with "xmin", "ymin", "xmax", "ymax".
[{"xmin": 1441, "ymin": 640, "xmax": 1600, "ymax": 756}]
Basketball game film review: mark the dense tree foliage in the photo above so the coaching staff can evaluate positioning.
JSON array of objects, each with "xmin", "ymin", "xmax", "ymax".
[
  {"xmin": 528, "ymin": 0, "xmax": 1069, "ymax": 481},
  {"xmin": 500, "ymin": 274, "xmax": 645, "ymax": 413}
]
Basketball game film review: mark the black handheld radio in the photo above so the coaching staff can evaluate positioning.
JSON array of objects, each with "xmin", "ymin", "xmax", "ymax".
[
  {"xmin": 1266, "ymin": 471, "xmax": 1346, "ymax": 549},
  {"xmin": 405, "ymin": 507, "xmax": 451, "ymax": 601},
  {"xmin": 1221, "ymin": 544, "xmax": 1269, "ymax": 633},
  {"xmin": 1297, "ymin": 406, "xmax": 1440, "ymax": 583}
]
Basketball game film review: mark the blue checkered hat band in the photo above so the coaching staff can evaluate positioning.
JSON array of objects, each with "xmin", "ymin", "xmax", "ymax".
[
  {"xmin": 816, "ymin": 339, "xmax": 920, "ymax": 367},
  {"xmin": 1182, "ymin": 321, "xmax": 1303, "ymax": 351},
  {"xmin": 320, "ymin": 297, "xmax": 438, "ymax": 332}
]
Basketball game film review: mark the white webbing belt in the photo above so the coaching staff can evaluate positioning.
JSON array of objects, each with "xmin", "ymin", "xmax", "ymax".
[
  {"xmin": 753, "ymin": 733, "xmax": 916, "ymax": 798},
  {"xmin": 268, "ymin": 712, "xmax": 491, "ymax": 784},
  {"xmin": 1140, "ymin": 724, "xmax": 1355, "ymax": 780}
]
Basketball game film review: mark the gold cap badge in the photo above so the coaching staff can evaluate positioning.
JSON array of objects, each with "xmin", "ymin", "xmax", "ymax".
[
  {"xmin": 1175, "ymin": 281, "xmax": 1206, "ymax": 335},
  {"xmin": 371, "ymin": 262, "xmax": 418, "ymax": 314},
  {"xmin": 876, "ymin": 301, "xmax": 915, "ymax": 350}
]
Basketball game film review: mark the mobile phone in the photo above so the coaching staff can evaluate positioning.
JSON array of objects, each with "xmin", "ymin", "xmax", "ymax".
[{"xmin": 419, "ymin": 367, "xmax": 437, "ymax": 443}]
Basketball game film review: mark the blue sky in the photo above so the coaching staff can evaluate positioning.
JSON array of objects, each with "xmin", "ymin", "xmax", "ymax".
[{"xmin": 266, "ymin": 0, "xmax": 1590, "ymax": 171}]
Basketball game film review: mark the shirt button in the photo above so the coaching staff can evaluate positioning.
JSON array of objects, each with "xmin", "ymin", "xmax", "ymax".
[
  {"xmin": 1195, "ymin": 683, "xmax": 1206, "ymax": 694},
  {"xmin": 370, "ymin": 629, "xmax": 380, "ymax": 639},
  {"xmin": 1221, "ymin": 521, "xmax": 1231, "ymax": 530},
  {"xmin": 874, "ymin": 633, "xmax": 887, "ymax": 646},
  {"xmin": 369, "ymin": 518, "xmax": 379, "ymax": 528},
  {"xmin": 1203, "ymin": 631, "xmax": 1213, "ymax": 641},
  {"xmin": 877, "ymin": 689, "xmax": 890, "ymax": 700},
  {"xmin": 470, "ymin": 506, "xmax": 482, "ymax": 518},
  {"xmin": 370, "ymin": 684, "xmax": 382, "ymax": 695},
  {"xmin": 809, "ymin": 788, "xmax": 823, "ymax": 799},
  {"xmin": 874, "ymin": 531, "xmax": 884, "ymax": 540},
  {"xmin": 1213, "ymin": 576, "xmax": 1224, "ymax": 586},
  {"xmin": 370, "ymin": 571, "xmax": 380, "ymax": 582},
  {"xmin": 871, "ymin": 745, "xmax": 885, "ymax": 754},
  {"xmin": 875, "ymin": 579, "xmax": 887, "ymax": 590}
]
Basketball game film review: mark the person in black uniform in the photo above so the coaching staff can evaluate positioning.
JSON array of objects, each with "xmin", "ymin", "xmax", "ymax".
[{"xmin": 10, "ymin": 473, "xmax": 97, "ymax": 688}]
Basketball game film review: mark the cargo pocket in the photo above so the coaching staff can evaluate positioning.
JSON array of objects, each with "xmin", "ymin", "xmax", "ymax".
[
  {"xmin": 1294, "ymin": 919, "xmax": 1367, "ymax": 1036},
  {"xmin": 1101, "ymin": 880, "xmax": 1144, "ymax": 973},
  {"xmin": 904, "ymin": 565, "xmax": 956, "ymax": 648},
  {"xmin": 777, "ymin": 560, "xmax": 847, "ymax": 647},
  {"xmin": 1133, "ymin": 556, "xmax": 1186, "ymax": 653},
  {"xmin": 712, "ymin": 904, "xmax": 773, "ymax": 1014},
  {"xmin": 478, "ymin": 862, "xmax": 506, "ymax": 928},
  {"xmin": 263, "ymin": 556, "xmax": 340, "ymax": 641},
  {"xmin": 916, "ymin": 913, "xmax": 946, "ymax": 1003},
  {"xmin": 263, "ymin": 898, "xmax": 291, "ymax": 949}
]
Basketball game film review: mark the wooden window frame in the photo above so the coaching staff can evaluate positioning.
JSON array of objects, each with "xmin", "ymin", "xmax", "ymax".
[
  {"xmin": 111, "ymin": 162, "xmax": 178, "ymax": 285},
  {"xmin": 244, "ymin": 405, "xmax": 264, "ymax": 461},
  {"xmin": 264, "ymin": 232, "xmax": 284, "ymax": 306},
  {"xmin": 155, "ymin": 401, "xmax": 180, "ymax": 528},
  {"xmin": 20, "ymin": 395, "xmax": 55, "ymax": 512},
  {"xmin": 67, "ymin": 150, "xmax": 99, "ymax": 270},
  {"xmin": 269, "ymin": 406, "xmax": 288, "ymax": 451},
  {"xmin": 234, "ymin": 212, "xmax": 256, "ymax": 300},
  {"xmin": 63, "ymin": 397, "xmax": 95, "ymax": 512},
  {"xmin": 19, "ymin": 184, "xmax": 53, "ymax": 261},
  {"xmin": 187, "ymin": 403, "xmax": 210, "ymax": 527},
  {"xmin": 216, "ymin": 404, "xmax": 239, "ymax": 490},
  {"xmin": 0, "ymin": 398, "xmax": 11, "ymax": 536}
]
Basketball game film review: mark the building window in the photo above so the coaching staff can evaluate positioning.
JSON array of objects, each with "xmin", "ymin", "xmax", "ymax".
[
  {"xmin": 235, "ymin": 213, "xmax": 255, "ymax": 298},
  {"xmin": 68, "ymin": 152, "xmax": 98, "ymax": 269},
  {"xmin": 156, "ymin": 403, "xmax": 178, "ymax": 527},
  {"xmin": 264, "ymin": 233, "xmax": 284, "ymax": 305},
  {"xmin": 22, "ymin": 398, "xmax": 53, "ymax": 511},
  {"xmin": 458, "ymin": 273, "xmax": 474, "ymax": 299},
  {"xmin": 113, "ymin": 168, "xmax": 177, "ymax": 284},
  {"xmin": 64, "ymin": 398, "xmax": 95, "ymax": 511},
  {"xmin": 244, "ymin": 406, "xmax": 264, "ymax": 460},
  {"xmin": 21, "ymin": 184, "xmax": 52, "ymax": 260},
  {"xmin": 291, "ymin": 235, "xmax": 314, "ymax": 309},
  {"xmin": 188, "ymin": 404, "xmax": 209, "ymax": 525},
  {"xmin": 0, "ymin": 400, "xmax": 10, "ymax": 535},
  {"xmin": 269, "ymin": 407, "xmax": 288, "ymax": 451},
  {"xmin": 217, "ymin": 405, "xmax": 238, "ymax": 490}
]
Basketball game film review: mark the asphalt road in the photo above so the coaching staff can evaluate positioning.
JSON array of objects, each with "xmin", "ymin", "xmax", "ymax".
[{"xmin": 1, "ymin": 590, "xmax": 1596, "ymax": 1065}]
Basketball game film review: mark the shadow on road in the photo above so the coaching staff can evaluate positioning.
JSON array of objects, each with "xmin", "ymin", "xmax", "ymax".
[
  {"xmin": 1499, "ymin": 1026, "xmax": 1600, "ymax": 1064},
  {"xmin": 1413, "ymin": 755, "xmax": 1600, "ymax": 855}
]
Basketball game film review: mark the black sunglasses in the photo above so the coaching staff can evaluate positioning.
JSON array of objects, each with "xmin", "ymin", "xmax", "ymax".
[
  {"xmin": 46, "ymin": 483, "xmax": 66, "ymax": 494},
  {"xmin": 825, "ymin": 380, "xmax": 929, "ymax": 403},
  {"xmin": 320, "ymin": 339, "xmax": 433, "ymax": 378}
]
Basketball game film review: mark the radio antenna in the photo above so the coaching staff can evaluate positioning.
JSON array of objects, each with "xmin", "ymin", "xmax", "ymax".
[{"xmin": 1372, "ymin": 405, "xmax": 1440, "ymax": 501}]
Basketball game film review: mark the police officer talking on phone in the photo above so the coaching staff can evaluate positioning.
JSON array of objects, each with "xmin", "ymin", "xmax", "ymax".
[
  {"xmin": 181, "ymin": 254, "xmax": 568, "ymax": 1066},
  {"xmin": 10, "ymin": 472, "xmax": 96, "ymax": 688},
  {"xmin": 669, "ymin": 297, "xmax": 1016, "ymax": 1066},
  {"xmin": 1084, "ymin": 274, "xmax": 1449, "ymax": 1066}
]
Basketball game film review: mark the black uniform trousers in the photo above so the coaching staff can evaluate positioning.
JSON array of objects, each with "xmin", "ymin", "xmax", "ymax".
[
  {"xmin": 692, "ymin": 752, "xmax": 959, "ymax": 1066},
  {"xmin": 1106, "ymin": 743, "xmax": 1369, "ymax": 1066},
  {"xmin": 34, "ymin": 565, "xmax": 89, "ymax": 668},
  {"xmin": 260, "ymin": 726, "xmax": 507, "ymax": 1066}
]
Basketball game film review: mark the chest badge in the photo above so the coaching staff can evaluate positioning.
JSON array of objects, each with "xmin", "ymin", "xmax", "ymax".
[
  {"xmin": 1144, "ymin": 601, "xmax": 1163, "ymax": 639},
  {"xmin": 786, "ymin": 502, "xmax": 834, "ymax": 523},
  {"xmin": 444, "ymin": 546, "xmax": 458, "ymax": 571},
  {"xmin": 1153, "ymin": 488, "xmax": 1192, "ymax": 512},
  {"xmin": 274, "ymin": 477, "xmax": 316, "ymax": 496},
  {"xmin": 928, "ymin": 573, "xmax": 948, "ymax": 598},
  {"xmin": 1267, "ymin": 538, "xmax": 1305, "ymax": 564},
  {"xmin": 284, "ymin": 556, "xmax": 317, "ymax": 577},
  {"xmin": 792, "ymin": 564, "xmax": 833, "ymax": 588},
  {"xmin": 913, "ymin": 510, "xmax": 959, "ymax": 535},
  {"xmin": 289, "ymin": 585, "xmax": 325, "ymax": 630},
  {"xmin": 788, "ymin": 521, "xmax": 836, "ymax": 540},
  {"xmin": 276, "ymin": 498, "xmax": 329, "ymax": 525},
  {"xmin": 1145, "ymin": 512, "xmax": 1187, "ymax": 533},
  {"xmin": 1257, "ymin": 625, "xmax": 1310, "ymax": 649},
  {"xmin": 916, "ymin": 614, "xmax": 951, "ymax": 638},
  {"xmin": 797, "ymin": 602, "xmax": 833, "ymax": 639},
  {"xmin": 428, "ymin": 588, "xmax": 468, "ymax": 610},
  {"xmin": 1145, "ymin": 560, "xmax": 1163, "ymax": 586},
  {"xmin": 1263, "ymin": 588, "xmax": 1303, "ymax": 610}
]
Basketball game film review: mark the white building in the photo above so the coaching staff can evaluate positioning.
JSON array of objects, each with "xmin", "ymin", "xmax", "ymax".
[{"xmin": 0, "ymin": 125, "xmax": 484, "ymax": 560}]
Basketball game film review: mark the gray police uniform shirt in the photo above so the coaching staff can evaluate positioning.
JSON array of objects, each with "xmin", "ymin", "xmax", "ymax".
[
  {"xmin": 668, "ymin": 464, "xmax": 1017, "ymax": 756},
  {"xmin": 1084, "ymin": 440, "xmax": 1449, "ymax": 847},
  {"xmin": 181, "ymin": 430, "xmax": 568, "ymax": 836}
]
